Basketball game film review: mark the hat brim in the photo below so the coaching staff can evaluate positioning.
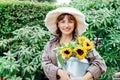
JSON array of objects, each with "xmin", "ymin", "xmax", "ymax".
[{"xmin": 45, "ymin": 7, "xmax": 88, "ymax": 35}]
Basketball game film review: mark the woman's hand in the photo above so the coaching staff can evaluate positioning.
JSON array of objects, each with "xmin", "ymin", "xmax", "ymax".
[
  {"xmin": 57, "ymin": 69, "xmax": 74, "ymax": 80},
  {"xmin": 72, "ymin": 77, "xmax": 85, "ymax": 80},
  {"xmin": 72, "ymin": 77, "xmax": 91, "ymax": 80},
  {"xmin": 72, "ymin": 72, "xmax": 93, "ymax": 80}
]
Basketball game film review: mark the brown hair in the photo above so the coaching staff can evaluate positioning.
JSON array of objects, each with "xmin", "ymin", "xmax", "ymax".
[{"xmin": 56, "ymin": 13, "xmax": 77, "ymax": 41}]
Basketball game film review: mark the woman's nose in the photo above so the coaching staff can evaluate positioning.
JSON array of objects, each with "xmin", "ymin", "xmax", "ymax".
[{"xmin": 64, "ymin": 22, "xmax": 69, "ymax": 27}]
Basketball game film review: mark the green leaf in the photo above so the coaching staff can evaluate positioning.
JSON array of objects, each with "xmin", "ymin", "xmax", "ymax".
[{"xmin": 57, "ymin": 54, "xmax": 65, "ymax": 68}]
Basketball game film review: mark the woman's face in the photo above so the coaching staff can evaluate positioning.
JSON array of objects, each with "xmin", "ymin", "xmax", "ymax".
[{"xmin": 58, "ymin": 15, "xmax": 75, "ymax": 36}]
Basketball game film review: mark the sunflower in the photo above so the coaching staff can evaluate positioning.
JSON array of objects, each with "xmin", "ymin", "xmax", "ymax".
[
  {"xmin": 61, "ymin": 48, "xmax": 72, "ymax": 58},
  {"xmin": 78, "ymin": 36, "xmax": 88, "ymax": 44},
  {"xmin": 74, "ymin": 47, "xmax": 87, "ymax": 59},
  {"xmin": 83, "ymin": 40, "xmax": 93, "ymax": 50}
]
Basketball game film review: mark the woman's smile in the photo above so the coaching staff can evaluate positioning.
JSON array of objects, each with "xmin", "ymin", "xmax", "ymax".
[
  {"xmin": 63, "ymin": 27, "xmax": 71, "ymax": 32},
  {"xmin": 58, "ymin": 15, "xmax": 75, "ymax": 35}
]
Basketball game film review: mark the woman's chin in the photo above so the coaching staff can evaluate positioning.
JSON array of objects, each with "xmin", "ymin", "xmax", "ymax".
[{"xmin": 62, "ymin": 33, "xmax": 72, "ymax": 35}]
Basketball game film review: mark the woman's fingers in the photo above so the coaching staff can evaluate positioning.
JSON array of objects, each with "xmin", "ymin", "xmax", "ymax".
[
  {"xmin": 72, "ymin": 77, "xmax": 83, "ymax": 80},
  {"xmin": 58, "ymin": 70, "xmax": 71, "ymax": 80},
  {"xmin": 67, "ymin": 71, "xmax": 74, "ymax": 77}
]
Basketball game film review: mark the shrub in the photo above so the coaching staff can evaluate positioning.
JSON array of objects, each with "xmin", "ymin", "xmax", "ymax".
[
  {"xmin": 0, "ymin": 25, "xmax": 53, "ymax": 80},
  {"xmin": 71, "ymin": 0, "xmax": 120, "ymax": 79},
  {"xmin": 0, "ymin": 1, "xmax": 55, "ymax": 79},
  {"xmin": 0, "ymin": 0, "xmax": 56, "ymax": 39}
]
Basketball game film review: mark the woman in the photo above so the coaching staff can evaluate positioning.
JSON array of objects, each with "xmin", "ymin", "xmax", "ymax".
[{"xmin": 42, "ymin": 7, "xmax": 107, "ymax": 80}]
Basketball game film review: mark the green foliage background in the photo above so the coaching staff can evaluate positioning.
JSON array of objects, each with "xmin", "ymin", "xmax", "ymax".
[
  {"xmin": 71, "ymin": 0, "xmax": 120, "ymax": 79},
  {"xmin": 0, "ymin": 0, "xmax": 55, "ymax": 39},
  {"xmin": 0, "ymin": 0, "xmax": 55, "ymax": 80},
  {"xmin": 37, "ymin": 0, "xmax": 56, "ymax": 2},
  {"xmin": 0, "ymin": 0, "xmax": 120, "ymax": 80}
]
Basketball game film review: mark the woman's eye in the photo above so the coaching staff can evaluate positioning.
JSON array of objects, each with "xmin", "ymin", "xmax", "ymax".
[
  {"xmin": 60, "ymin": 21, "xmax": 65, "ymax": 23},
  {"xmin": 69, "ymin": 20, "xmax": 73, "ymax": 23}
]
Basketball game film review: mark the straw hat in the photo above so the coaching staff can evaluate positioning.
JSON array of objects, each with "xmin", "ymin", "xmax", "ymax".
[{"xmin": 45, "ymin": 7, "xmax": 88, "ymax": 35}]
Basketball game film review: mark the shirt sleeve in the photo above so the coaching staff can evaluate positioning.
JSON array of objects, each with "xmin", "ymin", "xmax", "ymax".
[
  {"xmin": 87, "ymin": 48, "xmax": 107, "ymax": 80},
  {"xmin": 42, "ymin": 42, "xmax": 60, "ymax": 80}
]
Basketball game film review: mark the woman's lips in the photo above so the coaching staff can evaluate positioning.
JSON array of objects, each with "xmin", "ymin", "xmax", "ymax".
[{"xmin": 64, "ymin": 28, "xmax": 71, "ymax": 32}]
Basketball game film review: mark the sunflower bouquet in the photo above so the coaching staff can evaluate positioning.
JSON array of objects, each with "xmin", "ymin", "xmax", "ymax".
[{"xmin": 57, "ymin": 36, "xmax": 94, "ymax": 68}]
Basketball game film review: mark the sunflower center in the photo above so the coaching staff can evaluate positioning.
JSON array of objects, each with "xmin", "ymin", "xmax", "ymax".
[
  {"xmin": 87, "ymin": 43, "xmax": 90, "ymax": 46},
  {"xmin": 64, "ymin": 50, "xmax": 70, "ymax": 54},
  {"xmin": 77, "ymin": 49, "xmax": 83, "ymax": 55}
]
